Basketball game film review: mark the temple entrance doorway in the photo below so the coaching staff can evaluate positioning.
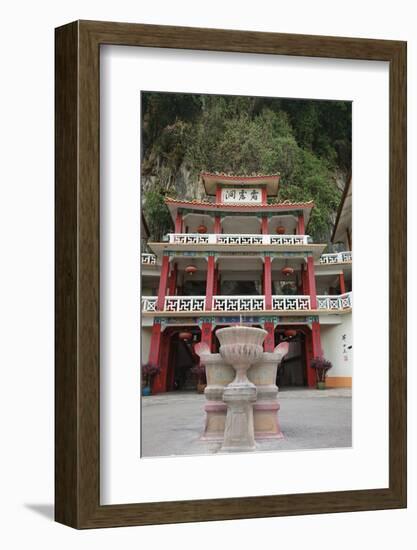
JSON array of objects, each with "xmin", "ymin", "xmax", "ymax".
[
  {"xmin": 276, "ymin": 328, "xmax": 309, "ymax": 387},
  {"xmin": 165, "ymin": 328, "xmax": 201, "ymax": 392}
]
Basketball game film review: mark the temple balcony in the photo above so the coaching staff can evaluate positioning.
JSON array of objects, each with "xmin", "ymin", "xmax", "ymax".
[
  {"xmin": 141, "ymin": 292, "xmax": 352, "ymax": 316},
  {"xmin": 148, "ymin": 233, "xmax": 326, "ymax": 260}
]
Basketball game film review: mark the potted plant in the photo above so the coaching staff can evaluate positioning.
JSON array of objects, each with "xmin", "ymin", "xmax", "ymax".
[
  {"xmin": 190, "ymin": 363, "xmax": 207, "ymax": 393},
  {"xmin": 141, "ymin": 363, "xmax": 161, "ymax": 396},
  {"xmin": 311, "ymin": 357, "xmax": 333, "ymax": 389}
]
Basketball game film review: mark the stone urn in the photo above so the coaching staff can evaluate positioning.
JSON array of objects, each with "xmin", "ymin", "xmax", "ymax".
[{"xmin": 216, "ymin": 326, "xmax": 267, "ymax": 452}]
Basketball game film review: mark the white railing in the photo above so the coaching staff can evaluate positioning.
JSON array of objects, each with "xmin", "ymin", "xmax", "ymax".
[
  {"xmin": 142, "ymin": 293, "xmax": 352, "ymax": 313},
  {"xmin": 169, "ymin": 233, "xmax": 210, "ymax": 244},
  {"xmin": 212, "ymin": 295, "xmax": 265, "ymax": 312},
  {"xmin": 142, "ymin": 296, "xmax": 157, "ymax": 312},
  {"xmin": 317, "ymin": 292, "xmax": 352, "ymax": 310},
  {"xmin": 319, "ymin": 251, "xmax": 352, "ymax": 264},
  {"xmin": 272, "ymin": 295, "xmax": 311, "ymax": 311},
  {"xmin": 141, "ymin": 253, "xmax": 157, "ymax": 265},
  {"xmin": 164, "ymin": 296, "xmax": 206, "ymax": 312},
  {"xmin": 168, "ymin": 233, "xmax": 310, "ymax": 246}
]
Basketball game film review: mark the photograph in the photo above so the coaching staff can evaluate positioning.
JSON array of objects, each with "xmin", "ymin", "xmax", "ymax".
[{"xmin": 140, "ymin": 91, "xmax": 353, "ymax": 457}]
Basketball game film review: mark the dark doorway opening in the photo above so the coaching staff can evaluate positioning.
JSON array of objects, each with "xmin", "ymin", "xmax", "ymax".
[
  {"xmin": 166, "ymin": 329, "xmax": 200, "ymax": 391},
  {"xmin": 276, "ymin": 330, "xmax": 307, "ymax": 387}
]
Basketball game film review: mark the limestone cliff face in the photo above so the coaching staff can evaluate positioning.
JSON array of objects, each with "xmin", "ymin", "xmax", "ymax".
[{"xmin": 141, "ymin": 161, "xmax": 207, "ymax": 202}]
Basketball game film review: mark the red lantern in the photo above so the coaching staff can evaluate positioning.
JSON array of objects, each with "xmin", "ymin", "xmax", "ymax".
[
  {"xmin": 185, "ymin": 265, "xmax": 197, "ymax": 275},
  {"xmin": 276, "ymin": 226, "xmax": 286, "ymax": 234},
  {"xmin": 284, "ymin": 329, "xmax": 297, "ymax": 338},
  {"xmin": 179, "ymin": 331, "xmax": 193, "ymax": 341},
  {"xmin": 281, "ymin": 266, "xmax": 294, "ymax": 277},
  {"xmin": 197, "ymin": 225, "xmax": 207, "ymax": 234}
]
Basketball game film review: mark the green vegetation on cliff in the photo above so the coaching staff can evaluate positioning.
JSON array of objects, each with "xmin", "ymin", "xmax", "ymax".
[{"xmin": 141, "ymin": 92, "xmax": 351, "ymax": 242}]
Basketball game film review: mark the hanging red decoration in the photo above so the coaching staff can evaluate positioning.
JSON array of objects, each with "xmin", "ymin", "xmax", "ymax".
[
  {"xmin": 179, "ymin": 331, "xmax": 193, "ymax": 341},
  {"xmin": 284, "ymin": 329, "xmax": 297, "ymax": 338},
  {"xmin": 281, "ymin": 266, "xmax": 294, "ymax": 277},
  {"xmin": 185, "ymin": 265, "xmax": 197, "ymax": 275},
  {"xmin": 276, "ymin": 226, "xmax": 286, "ymax": 234},
  {"xmin": 197, "ymin": 224, "xmax": 207, "ymax": 234}
]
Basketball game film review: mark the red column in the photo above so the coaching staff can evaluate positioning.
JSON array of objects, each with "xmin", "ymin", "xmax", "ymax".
[
  {"xmin": 201, "ymin": 322, "xmax": 213, "ymax": 349},
  {"xmin": 261, "ymin": 216, "xmax": 268, "ymax": 235},
  {"xmin": 157, "ymin": 255, "xmax": 170, "ymax": 310},
  {"xmin": 339, "ymin": 272, "xmax": 346, "ymax": 294},
  {"xmin": 261, "ymin": 187, "xmax": 267, "ymax": 205},
  {"xmin": 305, "ymin": 332, "xmax": 316, "ymax": 387},
  {"xmin": 214, "ymin": 216, "xmax": 222, "ymax": 234},
  {"xmin": 311, "ymin": 321, "xmax": 322, "ymax": 360},
  {"xmin": 152, "ymin": 329, "xmax": 170, "ymax": 394},
  {"xmin": 205, "ymin": 256, "xmax": 215, "ymax": 310},
  {"xmin": 297, "ymin": 213, "xmax": 305, "ymax": 235},
  {"xmin": 175, "ymin": 212, "xmax": 183, "ymax": 233},
  {"xmin": 148, "ymin": 322, "xmax": 162, "ymax": 366},
  {"xmin": 264, "ymin": 321, "xmax": 275, "ymax": 352},
  {"xmin": 215, "ymin": 186, "xmax": 222, "ymax": 204},
  {"xmin": 302, "ymin": 264, "xmax": 309, "ymax": 295},
  {"xmin": 306, "ymin": 254, "xmax": 323, "ymax": 363},
  {"xmin": 213, "ymin": 266, "xmax": 218, "ymax": 295},
  {"xmin": 263, "ymin": 256, "xmax": 272, "ymax": 310},
  {"xmin": 148, "ymin": 322, "xmax": 163, "ymax": 392},
  {"xmin": 306, "ymin": 256, "xmax": 317, "ymax": 309},
  {"xmin": 168, "ymin": 263, "xmax": 177, "ymax": 296}
]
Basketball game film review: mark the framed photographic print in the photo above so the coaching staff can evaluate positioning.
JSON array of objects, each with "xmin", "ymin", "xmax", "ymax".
[{"xmin": 55, "ymin": 20, "xmax": 406, "ymax": 528}]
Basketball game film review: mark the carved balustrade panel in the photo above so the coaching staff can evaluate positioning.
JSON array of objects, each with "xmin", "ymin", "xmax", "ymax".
[
  {"xmin": 320, "ymin": 251, "xmax": 352, "ymax": 264},
  {"xmin": 142, "ymin": 296, "xmax": 157, "ymax": 311},
  {"xmin": 212, "ymin": 295, "xmax": 265, "ymax": 312},
  {"xmin": 141, "ymin": 253, "xmax": 157, "ymax": 265},
  {"xmin": 164, "ymin": 296, "xmax": 206, "ymax": 312},
  {"xmin": 272, "ymin": 295, "xmax": 311, "ymax": 311}
]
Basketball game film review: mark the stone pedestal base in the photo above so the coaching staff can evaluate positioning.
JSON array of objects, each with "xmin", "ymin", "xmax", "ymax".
[
  {"xmin": 201, "ymin": 400, "xmax": 227, "ymax": 441},
  {"xmin": 221, "ymin": 385, "xmax": 257, "ymax": 452},
  {"xmin": 254, "ymin": 401, "xmax": 283, "ymax": 439}
]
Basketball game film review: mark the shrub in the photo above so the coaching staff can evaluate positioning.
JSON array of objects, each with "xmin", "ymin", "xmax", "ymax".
[{"xmin": 310, "ymin": 357, "xmax": 333, "ymax": 383}]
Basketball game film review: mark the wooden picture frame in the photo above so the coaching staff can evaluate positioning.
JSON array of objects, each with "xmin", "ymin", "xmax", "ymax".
[{"xmin": 55, "ymin": 20, "xmax": 407, "ymax": 528}]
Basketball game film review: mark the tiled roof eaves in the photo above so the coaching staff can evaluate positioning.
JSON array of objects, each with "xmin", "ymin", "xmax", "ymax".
[
  {"xmin": 164, "ymin": 197, "xmax": 314, "ymax": 209},
  {"xmin": 201, "ymin": 172, "xmax": 280, "ymax": 181}
]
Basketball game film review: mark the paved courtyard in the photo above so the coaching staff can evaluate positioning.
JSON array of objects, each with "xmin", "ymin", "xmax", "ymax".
[{"xmin": 141, "ymin": 388, "xmax": 352, "ymax": 457}]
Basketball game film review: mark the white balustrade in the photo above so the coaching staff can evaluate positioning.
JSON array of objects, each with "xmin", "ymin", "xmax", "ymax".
[
  {"xmin": 142, "ymin": 296, "xmax": 157, "ymax": 312},
  {"xmin": 168, "ymin": 233, "xmax": 210, "ymax": 244},
  {"xmin": 141, "ymin": 253, "xmax": 157, "ymax": 265},
  {"xmin": 269, "ymin": 235, "xmax": 309, "ymax": 245},
  {"xmin": 317, "ymin": 292, "xmax": 352, "ymax": 310},
  {"xmin": 216, "ymin": 234, "xmax": 264, "ymax": 245},
  {"xmin": 319, "ymin": 251, "xmax": 352, "ymax": 264},
  {"xmin": 168, "ymin": 233, "xmax": 310, "ymax": 246},
  {"xmin": 339, "ymin": 292, "xmax": 353, "ymax": 309},
  {"xmin": 272, "ymin": 295, "xmax": 311, "ymax": 311},
  {"xmin": 142, "ymin": 293, "xmax": 352, "ymax": 313},
  {"xmin": 164, "ymin": 295, "xmax": 206, "ymax": 312},
  {"xmin": 212, "ymin": 295, "xmax": 265, "ymax": 312}
]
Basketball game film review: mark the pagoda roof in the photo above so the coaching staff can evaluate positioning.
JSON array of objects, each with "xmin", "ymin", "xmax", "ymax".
[
  {"xmin": 164, "ymin": 196, "xmax": 314, "ymax": 224},
  {"xmin": 201, "ymin": 172, "xmax": 280, "ymax": 196}
]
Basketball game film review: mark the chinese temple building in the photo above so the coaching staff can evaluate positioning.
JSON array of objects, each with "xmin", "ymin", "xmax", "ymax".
[{"xmin": 141, "ymin": 172, "xmax": 352, "ymax": 393}]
